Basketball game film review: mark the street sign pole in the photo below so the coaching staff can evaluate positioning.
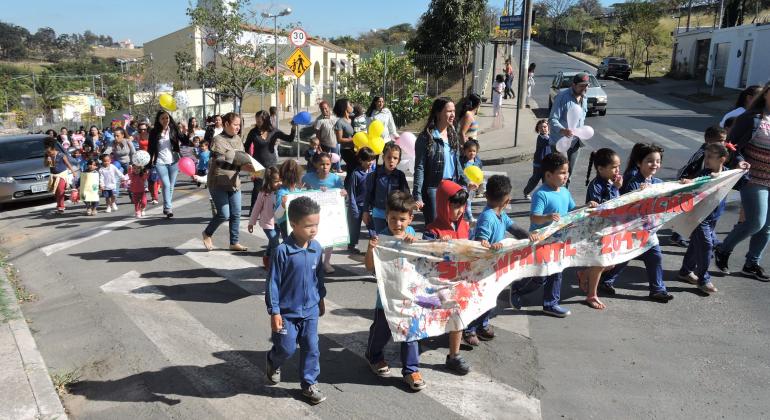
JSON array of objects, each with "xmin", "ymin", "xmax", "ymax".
[{"xmin": 513, "ymin": 1, "xmax": 532, "ymax": 148}]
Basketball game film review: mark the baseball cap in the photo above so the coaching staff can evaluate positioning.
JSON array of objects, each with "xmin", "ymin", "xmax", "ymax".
[{"xmin": 572, "ymin": 73, "xmax": 590, "ymax": 84}]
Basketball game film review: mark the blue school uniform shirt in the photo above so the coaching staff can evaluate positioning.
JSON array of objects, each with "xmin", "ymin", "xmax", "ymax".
[
  {"xmin": 365, "ymin": 167, "xmax": 409, "ymax": 220},
  {"xmin": 345, "ymin": 165, "xmax": 372, "ymax": 218},
  {"xmin": 474, "ymin": 206, "xmax": 530, "ymax": 243},
  {"xmin": 533, "ymin": 134, "xmax": 552, "ymax": 167},
  {"xmin": 530, "ymin": 184, "xmax": 576, "ymax": 231},
  {"xmin": 265, "ymin": 234, "xmax": 326, "ymax": 318},
  {"xmin": 302, "ymin": 172, "xmax": 344, "ymax": 190},
  {"xmin": 698, "ymin": 168, "xmax": 727, "ymax": 223},
  {"xmin": 585, "ymin": 176, "xmax": 620, "ymax": 204},
  {"xmin": 621, "ymin": 170, "xmax": 662, "ymax": 195},
  {"xmin": 375, "ymin": 225, "xmax": 417, "ymax": 309}
]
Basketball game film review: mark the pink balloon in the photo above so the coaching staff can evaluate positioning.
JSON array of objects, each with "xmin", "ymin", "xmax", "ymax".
[
  {"xmin": 330, "ymin": 153, "xmax": 341, "ymax": 163},
  {"xmin": 396, "ymin": 131, "xmax": 416, "ymax": 157},
  {"xmin": 178, "ymin": 157, "xmax": 196, "ymax": 176}
]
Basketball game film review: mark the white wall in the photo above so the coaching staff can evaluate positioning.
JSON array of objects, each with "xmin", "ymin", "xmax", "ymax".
[
  {"xmin": 705, "ymin": 24, "xmax": 770, "ymax": 89},
  {"xmin": 673, "ymin": 29, "xmax": 712, "ymax": 77}
]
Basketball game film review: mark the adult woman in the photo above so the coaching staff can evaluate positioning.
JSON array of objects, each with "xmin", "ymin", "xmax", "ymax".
[
  {"xmin": 366, "ymin": 96, "xmax": 399, "ymax": 141},
  {"xmin": 456, "ymin": 93, "xmax": 481, "ymax": 144},
  {"xmin": 504, "ymin": 59, "xmax": 515, "ymax": 99},
  {"xmin": 244, "ymin": 110, "xmax": 296, "ymax": 210},
  {"xmin": 203, "ymin": 112, "xmax": 249, "ymax": 252},
  {"xmin": 413, "ymin": 98, "xmax": 469, "ymax": 224},
  {"xmin": 716, "ymin": 83, "xmax": 770, "ymax": 279},
  {"xmin": 333, "ymin": 98, "xmax": 355, "ymax": 173},
  {"xmin": 85, "ymin": 126, "xmax": 102, "ymax": 152},
  {"xmin": 204, "ymin": 115, "xmax": 224, "ymax": 143},
  {"xmin": 148, "ymin": 110, "xmax": 184, "ymax": 218},
  {"xmin": 721, "ymin": 85, "xmax": 761, "ymax": 127},
  {"xmin": 109, "ymin": 127, "xmax": 135, "ymax": 173},
  {"xmin": 188, "ymin": 117, "xmax": 204, "ymax": 140},
  {"xmin": 314, "ymin": 100, "xmax": 338, "ymax": 153}
]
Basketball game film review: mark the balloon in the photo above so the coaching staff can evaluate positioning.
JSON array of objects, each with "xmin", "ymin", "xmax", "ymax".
[
  {"xmin": 566, "ymin": 105, "xmax": 583, "ymax": 129},
  {"xmin": 330, "ymin": 153, "xmax": 340, "ymax": 163},
  {"xmin": 69, "ymin": 188, "xmax": 79, "ymax": 203},
  {"xmin": 353, "ymin": 132, "xmax": 369, "ymax": 150},
  {"xmin": 368, "ymin": 119, "xmax": 385, "ymax": 139},
  {"xmin": 133, "ymin": 150, "xmax": 150, "ymax": 167},
  {"xmin": 572, "ymin": 125, "xmax": 594, "ymax": 140},
  {"xmin": 369, "ymin": 136, "xmax": 385, "ymax": 155},
  {"xmin": 159, "ymin": 93, "xmax": 177, "ymax": 112},
  {"xmin": 293, "ymin": 111, "xmax": 312, "ymax": 125},
  {"xmin": 464, "ymin": 166, "xmax": 484, "ymax": 185},
  {"xmin": 555, "ymin": 137, "xmax": 572, "ymax": 155},
  {"xmin": 178, "ymin": 157, "xmax": 196, "ymax": 176},
  {"xmin": 397, "ymin": 158, "xmax": 413, "ymax": 174},
  {"xmin": 174, "ymin": 92, "xmax": 189, "ymax": 110},
  {"xmin": 396, "ymin": 131, "xmax": 417, "ymax": 157}
]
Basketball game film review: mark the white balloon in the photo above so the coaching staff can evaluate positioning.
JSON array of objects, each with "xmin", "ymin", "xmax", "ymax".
[
  {"xmin": 555, "ymin": 137, "xmax": 572, "ymax": 155},
  {"xmin": 566, "ymin": 105, "xmax": 583, "ymax": 129},
  {"xmin": 174, "ymin": 92, "xmax": 190, "ymax": 110},
  {"xmin": 397, "ymin": 158, "xmax": 413, "ymax": 174},
  {"xmin": 572, "ymin": 125, "xmax": 594, "ymax": 140},
  {"xmin": 133, "ymin": 150, "xmax": 150, "ymax": 167}
]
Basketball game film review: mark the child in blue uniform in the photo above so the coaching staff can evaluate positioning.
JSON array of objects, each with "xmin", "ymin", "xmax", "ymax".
[
  {"xmin": 345, "ymin": 147, "xmax": 375, "ymax": 254},
  {"xmin": 265, "ymin": 196, "xmax": 327, "ymax": 404},
  {"xmin": 363, "ymin": 143, "xmax": 409, "ymax": 234},
  {"xmin": 459, "ymin": 139, "xmax": 482, "ymax": 222},
  {"xmin": 523, "ymin": 119, "xmax": 551, "ymax": 200}
]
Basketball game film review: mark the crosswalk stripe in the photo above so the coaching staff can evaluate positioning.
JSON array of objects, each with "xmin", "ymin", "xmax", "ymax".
[
  {"xmin": 669, "ymin": 127, "xmax": 705, "ymax": 144},
  {"xmin": 632, "ymin": 128, "xmax": 689, "ymax": 150},
  {"xmin": 100, "ymin": 271, "xmax": 319, "ymax": 419},
  {"xmin": 600, "ymin": 127, "xmax": 636, "ymax": 149},
  {"xmin": 177, "ymin": 241, "xmax": 542, "ymax": 419}
]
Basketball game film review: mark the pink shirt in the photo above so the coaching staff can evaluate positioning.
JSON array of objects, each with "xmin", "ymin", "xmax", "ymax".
[{"xmin": 249, "ymin": 190, "xmax": 276, "ymax": 229}]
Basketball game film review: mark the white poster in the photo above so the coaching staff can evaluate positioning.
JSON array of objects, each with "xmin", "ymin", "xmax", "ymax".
[{"xmin": 285, "ymin": 189, "xmax": 350, "ymax": 247}]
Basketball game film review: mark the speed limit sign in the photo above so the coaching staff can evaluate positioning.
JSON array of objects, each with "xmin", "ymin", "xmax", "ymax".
[{"xmin": 289, "ymin": 28, "xmax": 307, "ymax": 48}]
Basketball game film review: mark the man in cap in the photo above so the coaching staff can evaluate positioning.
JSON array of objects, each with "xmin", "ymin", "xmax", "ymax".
[{"xmin": 548, "ymin": 72, "xmax": 590, "ymax": 187}]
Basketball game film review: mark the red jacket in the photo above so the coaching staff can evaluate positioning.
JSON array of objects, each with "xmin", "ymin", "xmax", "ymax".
[{"xmin": 426, "ymin": 180, "xmax": 470, "ymax": 240}]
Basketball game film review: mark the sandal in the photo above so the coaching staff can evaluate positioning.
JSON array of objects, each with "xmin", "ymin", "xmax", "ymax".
[
  {"xmin": 585, "ymin": 296, "xmax": 606, "ymax": 310},
  {"xmin": 577, "ymin": 270, "xmax": 588, "ymax": 293}
]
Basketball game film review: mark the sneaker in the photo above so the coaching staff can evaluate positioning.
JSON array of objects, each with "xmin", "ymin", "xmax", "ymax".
[
  {"xmin": 542, "ymin": 305, "xmax": 571, "ymax": 318},
  {"xmin": 141, "ymin": 209, "xmax": 146, "ymax": 217},
  {"xmin": 509, "ymin": 288, "xmax": 522, "ymax": 309},
  {"xmin": 324, "ymin": 264, "xmax": 335, "ymax": 274},
  {"xmin": 166, "ymin": 210, "xmax": 174, "ymax": 218},
  {"xmin": 669, "ymin": 233, "xmax": 689, "ymax": 247},
  {"xmin": 151, "ymin": 199, "xmax": 159, "ymax": 205},
  {"xmin": 265, "ymin": 353, "xmax": 280, "ymax": 385},
  {"xmin": 445, "ymin": 355, "xmax": 470, "ymax": 375},
  {"xmin": 699, "ymin": 282, "xmax": 718, "ymax": 293},
  {"xmin": 714, "ymin": 247, "xmax": 731, "ymax": 274},
  {"xmin": 649, "ymin": 291, "xmax": 674, "ymax": 302},
  {"xmin": 85, "ymin": 209, "xmax": 92, "ymax": 216},
  {"xmin": 462, "ymin": 331, "xmax": 480, "ymax": 346},
  {"xmin": 347, "ymin": 246, "xmax": 361, "ymax": 255},
  {"xmin": 302, "ymin": 384, "xmax": 326, "ymax": 404},
  {"xmin": 135, "ymin": 211, "xmax": 142, "ymax": 218},
  {"xmin": 111, "ymin": 203, "xmax": 118, "ymax": 211},
  {"xmin": 523, "ymin": 193, "xmax": 531, "ymax": 201},
  {"xmin": 677, "ymin": 271, "xmax": 699, "ymax": 285},
  {"xmin": 742, "ymin": 263, "xmax": 770, "ymax": 281},
  {"xmin": 403, "ymin": 372, "xmax": 427, "ymax": 391},
  {"xmin": 105, "ymin": 206, "xmax": 112, "ymax": 213},
  {"xmin": 476, "ymin": 325, "xmax": 495, "ymax": 341},
  {"xmin": 368, "ymin": 359, "xmax": 391, "ymax": 377},
  {"xmin": 598, "ymin": 283, "xmax": 616, "ymax": 296}
]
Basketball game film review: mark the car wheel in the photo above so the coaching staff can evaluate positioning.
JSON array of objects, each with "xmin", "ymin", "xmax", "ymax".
[
  {"xmin": 597, "ymin": 71, "xmax": 603, "ymax": 79},
  {"xmin": 599, "ymin": 109, "xmax": 607, "ymax": 116},
  {"xmin": 623, "ymin": 75, "xmax": 629, "ymax": 81}
]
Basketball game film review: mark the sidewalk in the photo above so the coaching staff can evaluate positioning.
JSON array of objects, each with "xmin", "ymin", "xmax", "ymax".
[
  {"xmin": 0, "ymin": 268, "xmax": 67, "ymax": 420},
  {"xmin": 475, "ymin": 99, "xmax": 539, "ymax": 166}
]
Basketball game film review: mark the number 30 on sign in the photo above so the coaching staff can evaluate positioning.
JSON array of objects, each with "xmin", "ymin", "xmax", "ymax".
[{"xmin": 290, "ymin": 28, "xmax": 307, "ymax": 48}]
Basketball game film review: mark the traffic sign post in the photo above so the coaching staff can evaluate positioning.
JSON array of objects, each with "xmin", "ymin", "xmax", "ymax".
[
  {"xmin": 499, "ymin": 14, "xmax": 523, "ymax": 30},
  {"xmin": 285, "ymin": 48, "xmax": 310, "ymax": 79},
  {"xmin": 289, "ymin": 28, "xmax": 307, "ymax": 48}
]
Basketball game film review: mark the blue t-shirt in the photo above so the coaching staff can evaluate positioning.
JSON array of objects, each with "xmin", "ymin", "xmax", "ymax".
[
  {"xmin": 197, "ymin": 150, "xmax": 210, "ymax": 171},
  {"xmin": 530, "ymin": 184, "xmax": 576, "ymax": 231},
  {"xmin": 302, "ymin": 172, "xmax": 343, "ymax": 190},
  {"xmin": 375, "ymin": 225, "xmax": 417, "ymax": 309},
  {"xmin": 474, "ymin": 206, "xmax": 516, "ymax": 243},
  {"xmin": 274, "ymin": 186, "xmax": 301, "ymax": 224},
  {"xmin": 433, "ymin": 130, "xmax": 456, "ymax": 180}
]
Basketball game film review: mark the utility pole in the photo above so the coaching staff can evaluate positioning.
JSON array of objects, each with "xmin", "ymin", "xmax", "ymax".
[
  {"xmin": 383, "ymin": 48, "xmax": 388, "ymax": 98},
  {"xmin": 514, "ymin": 0, "xmax": 534, "ymax": 148}
]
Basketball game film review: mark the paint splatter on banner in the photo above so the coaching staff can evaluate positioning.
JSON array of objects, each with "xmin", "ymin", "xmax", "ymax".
[{"xmin": 374, "ymin": 170, "xmax": 745, "ymax": 342}]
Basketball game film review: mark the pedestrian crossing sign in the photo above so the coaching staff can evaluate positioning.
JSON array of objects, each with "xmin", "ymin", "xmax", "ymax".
[{"xmin": 285, "ymin": 48, "xmax": 310, "ymax": 78}]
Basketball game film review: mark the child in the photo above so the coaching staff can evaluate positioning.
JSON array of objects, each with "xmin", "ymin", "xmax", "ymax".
[
  {"xmin": 265, "ymin": 196, "xmax": 327, "ymax": 405},
  {"xmin": 302, "ymin": 152, "xmax": 346, "ymax": 273},
  {"xmin": 578, "ymin": 148, "xmax": 623, "ymax": 309},
  {"xmin": 71, "ymin": 149, "xmax": 84, "ymax": 171},
  {"xmin": 248, "ymin": 166, "xmax": 282, "ymax": 269},
  {"xmin": 98, "ymin": 154, "xmax": 123, "ymax": 213},
  {"xmin": 460, "ymin": 139, "xmax": 482, "ymax": 222},
  {"xmin": 678, "ymin": 143, "xmax": 731, "ymax": 294},
  {"xmin": 364, "ymin": 191, "xmax": 425, "ymax": 391},
  {"xmin": 599, "ymin": 143, "xmax": 674, "ymax": 302},
  {"xmin": 363, "ymin": 142, "xmax": 409, "ymax": 234},
  {"xmin": 274, "ymin": 159, "xmax": 305, "ymax": 241},
  {"xmin": 526, "ymin": 62, "xmax": 536, "ymax": 108},
  {"xmin": 128, "ymin": 163, "xmax": 149, "ymax": 218},
  {"xmin": 467, "ymin": 175, "xmax": 534, "ymax": 341},
  {"xmin": 44, "ymin": 137, "xmax": 77, "ymax": 214},
  {"xmin": 492, "ymin": 74, "xmax": 505, "ymax": 118},
  {"xmin": 196, "ymin": 140, "xmax": 210, "ymax": 187},
  {"xmin": 345, "ymin": 147, "xmax": 376, "ymax": 254},
  {"xmin": 509, "ymin": 154, "xmax": 583, "ymax": 317},
  {"xmin": 352, "ymin": 104, "xmax": 367, "ymax": 133},
  {"xmin": 77, "ymin": 158, "xmax": 100, "ymax": 216},
  {"xmin": 423, "ymin": 180, "xmax": 472, "ymax": 375},
  {"xmin": 523, "ymin": 120, "xmax": 552, "ymax": 200},
  {"xmin": 304, "ymin": 137, "xmax": 322, "ymax": 172}
]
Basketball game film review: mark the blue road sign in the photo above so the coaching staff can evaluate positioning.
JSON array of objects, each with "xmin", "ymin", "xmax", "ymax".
[{"xmin": 499, "ymin": 15, "xmax": 523, "ymax": 30}]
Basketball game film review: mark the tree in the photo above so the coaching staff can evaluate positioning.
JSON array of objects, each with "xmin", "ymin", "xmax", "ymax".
[
  {"xmin": 188, "ymin": 0, "xmax": 273, "ymax": 113},
  {"xmin": 0, "ymin": 22, "xmax": 29, "ymax": 60},
  {"xmin": 407, "ymin": 0, "xmax": 490, "ymax": 96},
  {"xmin": 578, "ymin": 0, "xmax": 604, "ymax": 16},
  {"xmin": 542, "ymin": 0, "xmax": 577, "ymax": 45},
  {"xmin": 174, "ymin": 51, "xmax": 195, "ymax": 91},
  {"xmin": 34, "ymin": 72, "xmax": 63, "ymax": 118},
  {"xmin": 615, "ymin": 0, "xmax": 665, "ymax": 69}
]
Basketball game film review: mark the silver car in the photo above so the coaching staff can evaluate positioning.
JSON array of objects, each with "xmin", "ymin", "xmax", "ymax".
[
  {"xmin": 0, "ymin": 135, "xmax": 72, "ymax": 206},
  {"xmin": 548, "ymin": 70, "xmax": 608, "ymax": 116}
]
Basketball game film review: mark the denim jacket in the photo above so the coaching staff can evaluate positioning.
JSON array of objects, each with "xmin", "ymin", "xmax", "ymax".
[{"xmin": 412, "ymin": 129, "xmax": 466, "ymax": 201}]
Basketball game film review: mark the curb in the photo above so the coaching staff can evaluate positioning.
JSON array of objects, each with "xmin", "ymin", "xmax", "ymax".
[
  {"xmin": 0, "ymin": 268, "xmax": 68, "ymax": 420},
  {"xmin": 483, "ymin": 151, "xmax": 535, "ymax": 167}
]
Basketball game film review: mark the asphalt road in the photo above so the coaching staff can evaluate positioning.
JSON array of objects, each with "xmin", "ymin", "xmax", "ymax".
[{"xmin": 0, "ymin": 42, "xmax": 768, "ymax": 420}]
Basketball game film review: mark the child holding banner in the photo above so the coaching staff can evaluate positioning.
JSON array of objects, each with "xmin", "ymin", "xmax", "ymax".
[
  {"xmin": 599, "ymin": 143, "xmax": 674, "ymax": 302},
  {"xmin": 364, "ymin": 191, "xmax": 426, "ymax": 391},
  {"xmin": 302, "ymin": 152, "xmax": 347, "ymax": 273}
]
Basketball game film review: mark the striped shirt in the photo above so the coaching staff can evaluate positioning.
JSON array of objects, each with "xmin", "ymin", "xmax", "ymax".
[{"xmin": 745, "ymin": 114, "xmax": 770, "ymax": 187}]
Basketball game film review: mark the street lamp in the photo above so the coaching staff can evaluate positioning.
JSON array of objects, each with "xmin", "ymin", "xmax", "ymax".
[{"xmin": 262, "ymin": 7, "xmax": 292, "ymax": 130}]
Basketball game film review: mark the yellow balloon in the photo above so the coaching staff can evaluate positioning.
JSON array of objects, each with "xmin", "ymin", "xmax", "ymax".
[
  {"xmin": 368, "ymin": 119, "xmax": 384, "ymax": 139},
  {"xmin": 369, "ymin": 136, "xmax": 385, "ymax": 155},
  {"xmin": 464, "ymin": 166, "xmax": 483, "ymax": 184},
  {"xmin": 353, "ymin": 132, "xmax": 369, "ymax": 150},
  {"xmin": 159, "ymin": 93, "xmax": 177, "ymax": 112}
]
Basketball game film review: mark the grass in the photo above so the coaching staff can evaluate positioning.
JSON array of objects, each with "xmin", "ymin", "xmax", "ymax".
[
  {"xmin": 50, "ymin": 368, "xmax": 82, "ymax": 395},
  {"xmin": 0, "ymin": 275, "xmax": 14, "ymax": 323},
  {"xmin": 0, "ymin": 252, "xmax": 36, "ymax": 304}
]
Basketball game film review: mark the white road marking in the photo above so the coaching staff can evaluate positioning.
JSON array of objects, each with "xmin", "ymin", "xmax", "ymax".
[
  {"xmin": 600, "ymin": 127, "xmax": 636, "ymax": 149},
  {"xmin": 40, "ymin": 193, "xmax": 204, "ymax": 256},
  {"xmin": 100, "ymin": 271, "xmax": 319, "ymax": 419},
  {"xmin": 632, "ymin": 128, "xmax": 688, "ymax": 150},
  {"xmin": 669, "ymin": 127, "xmax": 706, "ymax": 144},
  {"xmin": 179, "ymin": 246, "xmax": 542, "ymax": 419}
]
